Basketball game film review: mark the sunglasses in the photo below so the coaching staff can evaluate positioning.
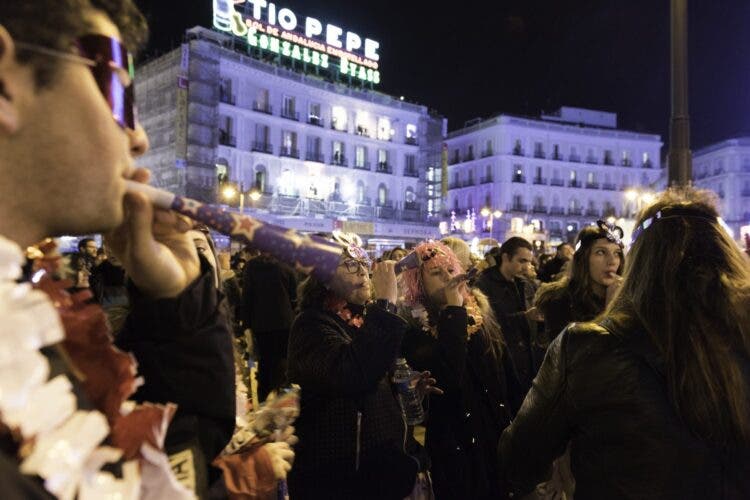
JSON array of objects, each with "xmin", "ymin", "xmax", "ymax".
[{"xmin": 15, "ymin": 34, "xmax": 136, "ymax": 130}]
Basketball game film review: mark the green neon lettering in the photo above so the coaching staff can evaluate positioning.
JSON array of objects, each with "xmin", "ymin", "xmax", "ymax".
[
  {"xmin": 281, "ymin": 41, "xmax": 291, "ymax": 56},
  {"xmin": 291, "ymin": 44, "xmax": 302, "ymax": 60},
  {"xmin": 358, "ymin": 65, "xmax": 367, "ymax": 80},
  {"xmin": 302, "ymin": 47, "xmax": 312, "ymax": 63},
  {"xmin": 259, "ymin": 34, "xmax": 269, "ymax": 49},
  {"xmin": 312, "ymin": 51, "xmax": 320, "ymax": 66},
  {"xmin": 247, "ymin": 28, "xmax": 258, "ymax": 47},
  {"xmin": 321, "ymin": 54, "xmax": 329, "ymax": 68},
  {"xmin": 373, "ymin": 71, "xmax": 380, "ymax": 84},
  {"xmin": 270, "ymin": 37, "xmax": 280, "ymax": 54},
  {"xmin": 340, "ymin": 57, "xmax": 348, "ymax": 74}
]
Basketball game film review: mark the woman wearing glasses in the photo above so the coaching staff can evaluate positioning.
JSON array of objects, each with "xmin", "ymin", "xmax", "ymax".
[
  {"xmin": 500, "ymin": 188, "xmax": 750, "ymax": 499},
  {"xmin": 534, "ymin": 221, "xmax": 625, "ymax": 347},
  {"xmin": 287, "ymin": 233, "xmax": 424, "ymax": 499}
]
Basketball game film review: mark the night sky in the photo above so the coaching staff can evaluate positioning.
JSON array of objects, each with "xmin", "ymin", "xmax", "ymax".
[{"xmin": 135, "ymin": 0, "xmax": 750, "ymax": 150}]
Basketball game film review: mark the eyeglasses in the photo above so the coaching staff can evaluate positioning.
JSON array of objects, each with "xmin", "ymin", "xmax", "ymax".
[
  {"xmin": 15, "ymin": 34, "xmax": 136, "ymax": 130},
  {"xmin": 340, "ymin": 258, "xmax": 371, "ymax": 274}
]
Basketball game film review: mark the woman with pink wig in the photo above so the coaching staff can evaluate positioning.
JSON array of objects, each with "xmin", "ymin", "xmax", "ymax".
[{"xmin": 399, "ymin": 241, "xmax": 522, "ymax": 499}]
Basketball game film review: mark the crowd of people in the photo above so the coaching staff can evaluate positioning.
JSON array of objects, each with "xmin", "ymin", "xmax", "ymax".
[{"xmin": 2, "ymin": 1, "xmax": 750, "ymax": 499}]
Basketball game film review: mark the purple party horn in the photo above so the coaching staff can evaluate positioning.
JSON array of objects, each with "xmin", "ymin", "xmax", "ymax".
[
  {"xmin": 394, "ymin": 251, "xmax": 419, "ymax": 275},
  {"xmin": 125, "ymin": 181, "xmax": 342, "ymax": 282}
]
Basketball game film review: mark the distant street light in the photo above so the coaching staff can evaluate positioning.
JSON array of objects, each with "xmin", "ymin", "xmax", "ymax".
[{"xmin": 482, "ymin": 206, "xmax": 503, "ymax": 241}]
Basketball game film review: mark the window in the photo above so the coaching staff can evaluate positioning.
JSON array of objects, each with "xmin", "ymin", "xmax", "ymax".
[
  {"xmin": 378, "ymin": 184, "xmax": 388, "ymax": 206},
  {"xmin": 254, "ymin": 165, "xmax": 267, "ymax": 192},
  {"xmin": 332, "ymin": 141, "xmax": 344, "ymax": 165},
  {"xmin": 356, "ymin": 181, "xmax": 365, "ymax": 203},
  {"xmin": 254, "ymin": 124, "xmax": 269, "ymax": 146},
  {"xmin": 468, "ymin": 169, "xmax": 474, "ymax": 184},
  {"xmin": 282, "ymin": 95, "xmax": 296, "ymax": 116},
  {"xmin": 587, "ymin": 172, "xmax": 595, "ymax": 183},
  {"xmin": 356, "ymin": 112, "xmax": 371, "ymax": 137},
  {"xmin": 378, "ymin": 149, "xmax": 388, "ymax": 164},
  {"xmin": 282, "ymin": 130, "xmax": 296, "ymax": 149},
  {"xmin": 513, "ymin": 194, "xmax": 523, "ymax": 207},
  {"xmin": 355, "ymin": 146, "xmax": 367, "ymax": 167},
  {"xmin": 553, "ymin": 144, "xmax": 560, "ymax": 159},
  {"xmin": 405, "ymin": 154, "xmax": 416, "ymax": 171},
  {"xmin": 406, "ymin": 124, "xmax": 417, "ymax": 139},
  {"xmin": 377, "ymin": 117, "xmax": 391, "ymax": 140},
  {"xmin": 219, "ymin": 78, "xmax": 233, "ymax": 104},
  {"xmin": 309, "ymin": 102, "xmax": 321, "ymax": 120},
  {"xmin": 570, "ymin": 170, "xmax": 577, "ymax": 181},
  {"xmin": 306, "ymin": 136, "xmax": 322, "ymax": 161},
  {"xmin": 331, "ymin": 106, "xmax": 347, "ymax": 131},
  {"xmin": 405, "ymin": 187, "xmax": 416, "ymax": 204},
  {"xmin": 254, "ymin": 88, "xmax": 269, "ymax": 112}
]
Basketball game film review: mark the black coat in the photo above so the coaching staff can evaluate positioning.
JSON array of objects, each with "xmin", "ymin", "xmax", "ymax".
[
  {"xmin": 287, "ymin": 304, "xmax": 417, "ymax": 500},
  {"xmin": 242, "ymin": 255, "xmax": 297, "ymax": 334},
  {"xmin": 475, "ymin": 267, "xmax": 537, "ymax": 393},
  {"xmin": 536, "ymin": 287, "xmax": 604, "ymax": 346},
  {"xmin": 116, "ymin": 260, "xmax": 236, "ymax": 485},
  {"xmin": 401, "ymin": 306, "xmax": 522, "ymax": 499},
  {"xmin": 499, "ymin": 321, "xmax": 750, "ymax": 500}
]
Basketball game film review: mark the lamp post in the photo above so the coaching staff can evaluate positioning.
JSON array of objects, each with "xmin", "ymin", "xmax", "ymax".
[
  {"xmin": 481, "ymin": 207, "xmax": 503, "ymax": 242},
  {"xmin": 221, "ymin": 182, "xmax": 261, "ymax": 214},
  {"xmin": 624, "ymin": 188, "xmax": 655, "ymax": 218}
]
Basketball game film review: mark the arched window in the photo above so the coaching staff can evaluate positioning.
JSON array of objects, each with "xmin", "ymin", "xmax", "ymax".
[
  {"xmin": 254, "ymin": 164, "xmax": 267, "ymax": 193},
  {"xmin": 356, "ymin": 180, "xmax": 366, "ymax": 204},
  {"xmin": 378, "ymin": 183, "xmax": 388, "ymax": 206}
]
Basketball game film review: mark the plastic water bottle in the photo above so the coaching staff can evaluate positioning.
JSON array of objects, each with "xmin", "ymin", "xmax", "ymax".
[{"xmin": 392, "ymin": 358, "xmax": 424, "ymax": 425}]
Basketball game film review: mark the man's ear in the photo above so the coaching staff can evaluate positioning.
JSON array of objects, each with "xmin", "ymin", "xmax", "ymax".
[{"xmin": 0, "ymin": 25, "xmax": 22, "ymax": 134}]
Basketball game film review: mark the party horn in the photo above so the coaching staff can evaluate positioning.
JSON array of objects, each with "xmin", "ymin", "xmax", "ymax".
[
  {"xmin": 125, "ymin": 181, "xmax": 342, "ymax": 282},
  {"xmin": 394, "ymin": 251, "xmax": 419, "ymax": 274}
]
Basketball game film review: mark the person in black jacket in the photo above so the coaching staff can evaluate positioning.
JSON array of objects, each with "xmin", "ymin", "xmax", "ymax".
[
  {"xmin": 399, "ymin": 241, "xmax": 521, "ymax": 499},
  {"xmin": 538, "ymin": 243, "xmax": 574, "ymax": 283},
  {"xmin": 535, "ymin": 222, "xmax": 624, "ymax": 346},
  {"xmin": 500, "ymin": 188, "xmax": 750, "ymax": 499},
  {"xmin": 287, "ymin": 236, "xmax": 421, "ymax": 499},
  {"xmin": 475, "ymin": 236, "xmax": 539, "ymax": 394},
  {"xmin": 242, "ymin": 252, "xmax": 298, "ymax": 401}
]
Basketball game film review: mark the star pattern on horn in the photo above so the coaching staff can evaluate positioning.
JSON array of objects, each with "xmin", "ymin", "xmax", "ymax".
[{"xmin": 233, "ymin": 214, "xmax": 263, "ymax": 242}]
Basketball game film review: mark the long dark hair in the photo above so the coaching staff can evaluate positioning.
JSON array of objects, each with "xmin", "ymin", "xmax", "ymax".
[
  {"xmin": 606, "ymin": 188, "xmax": 750, "ymax": 446},
  {"xmin": 536, "ymin": 226, "xmax": 624, "ymax": 321}
]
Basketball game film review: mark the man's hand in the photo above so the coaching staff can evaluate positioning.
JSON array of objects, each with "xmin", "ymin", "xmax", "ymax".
[
  {"xmin": 105, "ymin": 168, "xmax": 200, "ymax": 299},
  {"xmin": 371, "ymin": 260, "xmax": 398, "ymax": 304},
  {"xmin": 415, "ymin": 370, "xmax": 444, "ymax": 401}
]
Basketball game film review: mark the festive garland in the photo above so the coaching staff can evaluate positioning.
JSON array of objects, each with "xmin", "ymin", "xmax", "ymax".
[{"xmin": 410, "ymin": 294, "xmax": 484, "ymax": 340}]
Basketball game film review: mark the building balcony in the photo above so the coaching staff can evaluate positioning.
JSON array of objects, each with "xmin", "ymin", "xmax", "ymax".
[
  {"xmin": 353, "ymin": 161, "xmax": 371, "ymax": 171},
  {"xmin": 308, "ymin": 116, "xmax": 324, "ymax": 127},
  {"xmin": 550, "ymin": 178, "xmax": 565, "ymax": 187},
  {"xmin": 449, "ymin": 182, "xmax": 461, "ymax": 190},
  {"xmin": 586, "ymin": 182, "xmax": 600, "ymax": 189},
  {"xmin": 281, "ymin": 109, "xmax": 300, "ymax": 121},
  {"xmin": 330, "ymin": 122, "xmax": 348, "ymax": 133},
  {"xmin": 532, "ymin": 205, "xmax": 548, "ymax": 214},
  {"xmin": 219, "ymin": 92, "xmax": 235, "ymax": 105},
  {"xmin": 481, "ymin": 149, "xmax": 493, "ymax": 158},
  {"xmin": 405, "ymin": 136, "xmax": 418, "ymax": 146},
  {"xmin": 534, "ymin": 150, "xmax": 546, "ymax": 159},
  {"xmin": 586, "ymin": 156, "xmax": 598, "ymax": 164},
  {"xmin": 603, "ymin": 157, "xmax": 615, "ymax": 166},
  {"xmin": 330, "ymin": 154, "xmax": 347, "ymax": 167},
  {"xmin": 642, "ymin": 159, "xmax": 653, "ymax": 168},
  {"xmin": 252, "ymin": 101, "xmax": 273, "ymax": 114},
  {"xmin": 602, "ymin": 183, "xmax": 617, "ymax": 191},
  {"xmin": 568, "ymin": 207, "xmax": 583, "ymax": 216},
  {"xmin": 621, "ymin": 158, "xmax": 633, "ymax": 167},
  {"xmin": 549, "ymin": 206, "xmax": 565, "ymax": 215},
  {"xmin": 480, "ymin": 175, "xmax": 493, "ymax": 184},
  {"xmin": 586, "ymin": 209, "xmax": 600, "ymax": 217},
  {"xmin": 508, "ymin": 204, "xmax": 528, "ymax": 213},
  {"xmin": 512, "ymin": 147, "xmax": 525, "ymax": 156},
  {"xmin": 449, "ymin": 157, "xmax": 461, "ymax": 165},
  {"xmin": 376, "ymin": 205, "xmax": 396, "ymax": 219},
  {"xmin": 552, "ymin": 153, "xmax": 563, "ymax": 161},
  {"xmin": 569, "ymin": 180, "xmax": 582, "ymax": 188},
  {"xmin": 533, "ymin": 177, "xmax": 547, "ymax": 185},
  {"xmin": 569, "ymin": 154, "xmax": 581, "ymax": 163},
  {"xmin": 251, "ymin": 141, "xmax": 273, "ymax": 154},
  {"xmin": 463, "ymin": 178, "xmax": 476, "ymax": 187},
  {"xmin": 376, "ymin": 162, "xmax": 393, "ymax": 174},
  {"xmin": 463, "ymin": 153, "xmax": 475, "ymax": 162},
  {"xmin": 355, "ymin": 126, "xmax": 371, "ymax": 138},
  {"xmin": 280, "ymin": 146, "xmax": 300, "ymax": 159},
  {"xmin": 306, "ymin": 151, "xmax": 325, "ymax": 163},
  {"xmin": 218, "ymin": 131, "xmax": 236, "ymax": 147},
  {"xmin": 403, "ymin": 167, "xmax": 419, "ymax": 178},
  {"xmin": 512, "ymin": 175, "xmax": 526, "ymax": 183}
]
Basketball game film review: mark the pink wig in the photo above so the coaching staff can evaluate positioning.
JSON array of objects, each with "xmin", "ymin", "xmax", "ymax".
[{"xmin": 400, "ymin": 240, "xmax": 471, "ymax": 307}]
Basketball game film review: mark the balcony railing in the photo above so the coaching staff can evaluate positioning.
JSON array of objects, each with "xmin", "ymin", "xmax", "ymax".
[
  {"xmin": 449, "ymin": 182, "xmax": 461, "ymax": 190},
  {"xmin": 586, "ymin": 182, "xmax": 600, "ymax": 189},
  {"xmin": 463, "ymin": 178, "xmax": 476, "ymax": 187},
  {"xmin": 603, "ymin": 157, "xmax": 614, "ymax": 166},
  {"xmin": 251, "ymin": 141, "xmax": 273, "ymax": 154},
  {"xmin": 586, "ymin": 156, "xmax": 598, "ymax": 164},
  {"xmin": 353, "ymin": 161, "xmax": 371, "ymax": 171},
  {"xmin": 512, "ymin": 147, "xmax": 525, "ymax": 156},
  {"xmin": 449, "ymin": 157, "xmax": 461, "ymax": 165},
  {"xmin": 549, "ymin": 206, "xmax": 565, "ymax": 215},
  {"xmin": 405, "ymin": 137, "xmax": 418, "ymax": 146},
  {"xmin": 403, "ymin": 167, "xmax": 419, "ymax": 178},
  {"xmin": 586, "ymin": 209, "xmax": 600, "ymax": 217},
  {"xmin": 280, "ymin": 146, "xmax": 300, "ymax": 159},
  {"xmin": 252, "ymin": 101, "xmax": 272, "ymax": 114},
  {"xmin": 481, "ymin": 149, "xmax": 493, "ymax": 158},
  {"xmin": 281, "ymin": 109, "xmax": 299, "ymax": 121},
  {"xmin": 621, "ymin": 158, "xmax": 633, "ymax": 167},
  {"xmin": 509, "ymin": 204, "xmax": 528, "ymax": 213},
  {"xmin": 306, "ymin": 151, "xmax": 325, "ymax": 163},
  {"xmin": 552, "ymin": 152, "xmax": 563, "ymax": 160},
  {"xmin": 355, "ymin": 126, "xmax": 371, "ymax": 137},
  {"xmin": 330, "ymin": 154, "xmax": 347, "ymax": 167},
  {"xmin": 512, "ymin": 175, "xmax": 526, "ymax": 183},
  {"xmin": 550, "ymin": 178, "xmax": 565, "ymax": 186},
  {"xmin": 463, "ymin": 153, "xmax": 475, "ymax": 162},
  {"xmin": 568, "ymin": 207, "xmax": 583, "ymax": 215},
  {"xmin": 308, "ymin": 116, "xmax": 324, "ymax": 127},
  {"xmin": 330, "ymin": 122, "xmax": 348, "ymax": 133},
  {"xmin": 642, "ymin": 159, "xmax": 653, "ymax": 168},
  {"xmin": 569, "ymin": 180, "xmax": 581, "ymax": 188},
  {"xmin": 533, "ymin": 177, "xmax": 547, "ymax": 185},
  {"xmin": 480, "ymin": 175, "xmax": 493, "ymax": 184},
  {"xmin": 534, "ymin": 150, "xmax": 546, "ymax": 159},
  {"xmin": 532, "ymin": 205, "xmax": 548, "ymax": 214},
  {"xmin": 376, "ymin": 162, "xmax": 393, "ymax": 174},
  {"xmin": 219, "ymin": 92, "xmax": 235, "ymax": 105},
  {"xmin": 569, "ymin": 154, "xmax": 581, "ymax": 163},
  {"xmin": 602, "ymin": 183, "xmax": 617, "ymax": 191},
  {"xmin": 218, "ymin": 132, "xmax": 236, "ymax": 147}
]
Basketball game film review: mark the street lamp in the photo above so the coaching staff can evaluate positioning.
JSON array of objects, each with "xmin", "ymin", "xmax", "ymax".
[
  {"xmin": 481, "ymin": 207, "xmax": 503, "ymax": 242},
  {"xmin": 623, "ymin": 188, "xmax": 654, "ymax": 217},
  {"xmin": 221, "ymin": 182, "xmax": 263, "ymax": 214}
]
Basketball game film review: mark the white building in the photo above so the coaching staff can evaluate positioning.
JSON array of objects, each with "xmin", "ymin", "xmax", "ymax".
[
  {"xmin": 135, "ymin": 24, "xmax": 445, "ymax": 248},
  {"xmin": 443, "ymin": 107, "xmax": 664, "ymax": 246},
  {"xmin": 692, "ymin": 138, "xmax": 750, "ymax": 241}
]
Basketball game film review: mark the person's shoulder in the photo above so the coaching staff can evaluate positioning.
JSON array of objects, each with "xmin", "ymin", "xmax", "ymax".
[{"xmin": 552, "ymin": 321, "xmax": 621, "ymax": 368}]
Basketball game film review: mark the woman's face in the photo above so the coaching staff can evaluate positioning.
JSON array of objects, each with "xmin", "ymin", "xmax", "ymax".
[
  {"xmin": 189, "ymin": 229, "xmax": 219, "ymax": 288},
  {"xmin": 390, "ymin": 248, "xmax": 408, "ymax": 261},
  {"xmin": 588, "ymin": 238, "xmax": 623, "ymax": 288},
  {"xmin": 421, "ymin": 262, "xmax": 459, "ymax": 307},
  {"xmin": 331, "ymin": 254, "xmax": 372, "ymax": 305}
]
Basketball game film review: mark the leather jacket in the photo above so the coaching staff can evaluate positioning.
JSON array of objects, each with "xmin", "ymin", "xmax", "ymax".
[{"xmin": 499, "ymin": 321, "xmax": 750, "ymax": 500}]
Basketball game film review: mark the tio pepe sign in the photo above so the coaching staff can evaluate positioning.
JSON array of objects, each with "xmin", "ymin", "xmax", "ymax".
[{"xmin": 213, "ymin": 0, "xmax": 381, "ymax": 85}]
